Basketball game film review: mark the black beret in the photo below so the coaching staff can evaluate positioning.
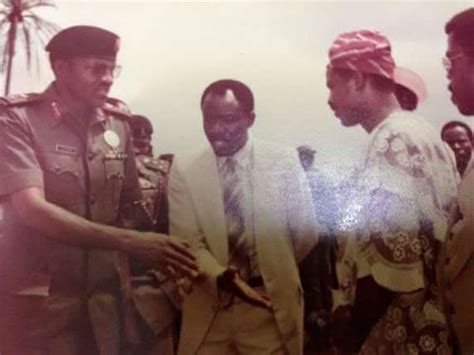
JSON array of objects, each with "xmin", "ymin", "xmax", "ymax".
[{"xmin": 46, "ymin": 25, "xmax": 120, "ymax": 60}]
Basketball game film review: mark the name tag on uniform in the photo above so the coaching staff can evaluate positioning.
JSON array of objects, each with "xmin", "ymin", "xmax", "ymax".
[{"xmin": 55, "ymin": 144, "xmax": 78, "ymax": 156}]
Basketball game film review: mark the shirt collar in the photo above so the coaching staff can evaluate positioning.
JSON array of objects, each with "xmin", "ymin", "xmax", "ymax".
[{"xmin": 217, "ymin": 137, "xmax": 253, "ymax": 171}]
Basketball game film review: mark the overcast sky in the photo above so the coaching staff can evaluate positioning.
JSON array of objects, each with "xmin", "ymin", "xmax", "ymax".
[{"xmin": 4, "ymin": 0, "xmax": 473, "ymax": 181}]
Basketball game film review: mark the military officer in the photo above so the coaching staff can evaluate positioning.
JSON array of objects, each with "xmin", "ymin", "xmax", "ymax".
[
  {"xmin": 130, "ymin": 114, "xmax": 173, "ymax": 233},
  {"xmin": 0, "ymin": 25, "xmax": 197, "ymax": 355},
  {"xmin": 128, "ymin": 114, "xmax": 181, "ymax": 355}
]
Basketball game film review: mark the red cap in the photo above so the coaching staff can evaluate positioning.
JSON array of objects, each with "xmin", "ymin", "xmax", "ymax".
[
  {"xmin": 328, "ymin": 30, "xmax": 395, "ymax": 80},
  {"xmin": 393, "ymin": 67, "xmax": 427, "ymax": 104}
]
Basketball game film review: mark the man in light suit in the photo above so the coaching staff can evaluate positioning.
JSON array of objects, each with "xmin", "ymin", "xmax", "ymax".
[
  {"xmin": 441, "ymin": 8, "xmax": 474, "ymax": 353},
  {"xmin": 168, "ymin": 79, "xmax": 319, "ymax": 355}
]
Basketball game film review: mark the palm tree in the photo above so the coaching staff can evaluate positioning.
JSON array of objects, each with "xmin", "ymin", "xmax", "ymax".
[{"xmin": 0, "ymin": 0, "xmax": 60, "ymax": 95}]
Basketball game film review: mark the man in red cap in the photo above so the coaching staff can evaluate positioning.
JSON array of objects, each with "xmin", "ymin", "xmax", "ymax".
[
  {"xmin": 442, "ymin": 8, "xmax": 474, "ymax": 354},
  {"xmin": 0, "ymin": 25, "xmax": 198, "ymax": 355},
  {"xmin": 326, "ymin": 30, "xmax": 458, "ymax": 353}
]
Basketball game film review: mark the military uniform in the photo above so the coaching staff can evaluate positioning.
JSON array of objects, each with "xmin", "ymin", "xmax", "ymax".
[
  {"xmin": 0, "ymin": 84, "xmax": 142, "ymax": 354},
  {"xmin": 131, "ymin": 153, "xmax": 181, "ymax": 355},
  {"xmin": 136, "ymin": 154, "xmax": 173, "ymax": 233}
]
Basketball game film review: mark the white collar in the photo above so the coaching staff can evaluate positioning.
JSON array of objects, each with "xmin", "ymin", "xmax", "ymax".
[{"xmin": 216, "ymin": 137, "xmax": 253, "ymax": 171}]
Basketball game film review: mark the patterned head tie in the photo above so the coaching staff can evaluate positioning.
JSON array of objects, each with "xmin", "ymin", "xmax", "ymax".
[{"xmin": 328, "ymin": 29, "xmax": 395, "ymax": 80}]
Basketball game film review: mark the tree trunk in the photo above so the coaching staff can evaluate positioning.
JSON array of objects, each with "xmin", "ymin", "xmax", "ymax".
[{"xmin": 4, "ymin": 19, "xmax": 17, "ymax": 96}]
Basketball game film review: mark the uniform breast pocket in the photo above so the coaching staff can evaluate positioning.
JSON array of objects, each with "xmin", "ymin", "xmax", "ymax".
[
  {"xmin": 103, "ymin": 159, "xmax": 125, "ymax": 208},
  {"xmin": 42, "ymin": 154, "xmax": 84, "ymax": 211}
]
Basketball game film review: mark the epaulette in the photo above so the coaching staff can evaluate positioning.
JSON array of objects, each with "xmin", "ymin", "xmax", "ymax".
[
  {"xmin": 140, "ymin": 155, "xmax": 174, "ymax": 174},
  {"xmin": 103, "ymin": 97, "xmax": 132, "ymax": 119},
  {"xmin": 0, "ymin": 93, "xmax": 43, "ymax": 107}
]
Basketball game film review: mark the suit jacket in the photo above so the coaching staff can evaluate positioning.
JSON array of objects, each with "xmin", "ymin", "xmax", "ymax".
[
  {"xmin": 442, "ymin": 161, "xmax": 474, "ymax": 354},
  {"xmin": 168, "ymin": 139, "xmax": 319, "ymax": 355}
]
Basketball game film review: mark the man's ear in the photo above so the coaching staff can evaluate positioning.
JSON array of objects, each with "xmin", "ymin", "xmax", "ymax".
[
  {"xmin": 247, "ymin": 111, "xmax": 256, "ymax": 127},
  {"xmin": 52, "ymin": 59, "xmax": 69, "ymax": 78}
]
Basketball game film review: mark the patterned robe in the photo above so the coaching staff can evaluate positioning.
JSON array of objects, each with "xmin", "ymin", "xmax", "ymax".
[{"xmin": 333, "ymin": 111, "xmax": 459, "ymax": 354}]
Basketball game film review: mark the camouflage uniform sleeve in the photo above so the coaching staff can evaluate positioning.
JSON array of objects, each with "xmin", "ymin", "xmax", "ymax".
[{"xmin": 0, "ymin": 106, "xmax": 44, "ymax": 196}]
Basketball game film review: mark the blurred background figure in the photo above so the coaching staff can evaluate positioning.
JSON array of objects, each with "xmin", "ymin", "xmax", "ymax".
[
  {"xmin": 297, "ymin": 145, "xmax": 339, "ymax": 232},
  {"xmin": 128, "ymin": 114, "xmax": 180, "ymax": 355},
  {"xmin": 297, "ymin": 145, "xmax": 316, "ymax": 171},
  {"xmin": 130, "ymin": 114, "xmax": 175, "ymax": 233},
  {"xmin": 130, "ymin": 114, "xmax": 154, "ymax": 157},
  {"xmin": 441, "ymin": 120, "xmax": 473, "ymax": 178},
  {"xmin": 297, "ymin": 145, "xmax": 335, "ymax": 354}
]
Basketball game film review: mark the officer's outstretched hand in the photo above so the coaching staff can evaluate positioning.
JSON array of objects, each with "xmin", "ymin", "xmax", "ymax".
[{"xmin": 127, "ymin": 232, "xmax": 199, "ymax": 278}]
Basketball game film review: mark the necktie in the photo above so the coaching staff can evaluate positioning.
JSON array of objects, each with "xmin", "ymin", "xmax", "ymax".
[{"xmin": 221, "ymin": 158, "xmax": 250, "ymax": 279}]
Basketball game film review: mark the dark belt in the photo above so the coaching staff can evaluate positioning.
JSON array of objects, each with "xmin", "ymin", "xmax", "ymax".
[
  {"xmin": 220, "ymin": 276, "xmax": 265, "ymax": 309},
  {"xmin": 247, "ymin": 276, "xmax": 264, "ymax": 288}
]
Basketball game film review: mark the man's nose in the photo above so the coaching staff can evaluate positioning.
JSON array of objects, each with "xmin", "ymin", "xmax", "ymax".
[
  {"xmin": 212, "ymin": 122, "xmax": 226, "ymax": 135},
  {"xmin": 328, "ymin": 100, "xmax": 335, "ymax": 110},
  {"xmin": 100, "ymin": 70, "xmax": 114, "ymax": 85}
]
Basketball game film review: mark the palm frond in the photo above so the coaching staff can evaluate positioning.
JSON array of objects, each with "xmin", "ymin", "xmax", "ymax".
[
  {"xmin": 23, "ymin": 15, "xmax": 55, "ymax": 51},
  {"xmin": 0, "ymin": 1, "xmax": 13, "ymax": 8},
  {"xmin": 24, "ymin": 13, "xmax": 59, "ymax": 36},
  {"xmin": 0, "ymin": 17, "xmax": 10, "ymax": 32},
  {"xmin": 34, "ymin": 35, "xmax": 39, "ymax": 76},
  {"xmin": 1, "ymin": 22, "xmax": 12, "ymax": 71},
  {"xmin": 0, "ymin": 0, "xmax": 58, "ymax": 93},
  {"xmin": 23, "ymin": 0, "xmax": 56, "ymax": 11},
  {"xmin": 23, "ymin": 15, "xmax": 45, "ymax": 46},
  {"xmin": 20, "ymin": 20, "xmax": 31, "ymax": 70},
  {"xmin": 0, "ymin": 41, "xmax": 5, "ymax": 70}
]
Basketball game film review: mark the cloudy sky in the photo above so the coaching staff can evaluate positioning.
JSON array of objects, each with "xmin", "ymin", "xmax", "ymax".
[{"xmin": 4, "ymin": 0, "xmax": 473, "ymax": 181}]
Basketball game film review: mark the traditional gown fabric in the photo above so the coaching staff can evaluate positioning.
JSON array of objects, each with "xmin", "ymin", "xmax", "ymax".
[{"xmin": 334, "ymin": 111, "xmax": 458, "ymax": 354}]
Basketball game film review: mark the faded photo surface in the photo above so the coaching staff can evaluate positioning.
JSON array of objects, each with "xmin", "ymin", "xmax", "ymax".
[{"xmin": 0, "ymin": 1, "xmax": 473, "ymax": 355}]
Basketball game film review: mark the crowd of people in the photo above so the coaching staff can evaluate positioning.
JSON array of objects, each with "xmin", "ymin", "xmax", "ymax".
[{"xmin": 0, "ymin": 6, "xmax": 472, "ymax": 355}]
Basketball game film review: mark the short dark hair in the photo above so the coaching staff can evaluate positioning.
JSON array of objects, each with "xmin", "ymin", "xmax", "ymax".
[
  {"xmin": 441, "ymin": 120, "xmax": 473, "ymax": 141},
  {"xmin": 446, "ymin": 8, "xmax": 474, "ymax": 55},
  {"xmin": 200, "ymin": 79, "xmax": 254, "ymax": 112}
]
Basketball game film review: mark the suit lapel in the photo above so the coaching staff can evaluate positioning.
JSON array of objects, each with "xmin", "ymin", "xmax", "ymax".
[
  {"xmin": 251, "ymin": 141, "xmax": 282, "ymax": 270},
  {"xmin": 188, "ymin": 149, "xmax": 228, "ymax": 265}
]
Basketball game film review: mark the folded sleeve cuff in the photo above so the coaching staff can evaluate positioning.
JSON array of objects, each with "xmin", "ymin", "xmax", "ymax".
[{"xmin": 0, "ymin": 169, "xmax": 44, "ymax": 196}]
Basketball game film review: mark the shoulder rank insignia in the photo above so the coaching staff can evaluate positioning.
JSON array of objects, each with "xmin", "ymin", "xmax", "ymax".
[
  {"xmin": 103, "ymin": 97, "xmax": 132, "ymax": 119},
  {"xmin": 140, "ymin": 156, "xmax": 172, "ymax": 174},
  {"xmin": 1, "ymin": 93, "xmax": 42, "ymax": 107}
]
